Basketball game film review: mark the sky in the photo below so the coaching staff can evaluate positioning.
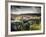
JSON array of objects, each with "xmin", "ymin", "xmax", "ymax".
[{"xmin": 11, "ymin": 6, "xmax": 41, "ymax": 15}]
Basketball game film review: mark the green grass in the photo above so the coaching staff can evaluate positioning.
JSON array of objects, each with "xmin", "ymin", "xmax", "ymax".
[{"xmin": 30, "ymin": 23, "xmax": 41, "ymax": 30}]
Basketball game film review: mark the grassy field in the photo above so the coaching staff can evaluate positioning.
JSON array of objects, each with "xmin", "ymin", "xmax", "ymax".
[{"xmin": 30, "ymin": 24, "xmax": 41, "ymax": 30}]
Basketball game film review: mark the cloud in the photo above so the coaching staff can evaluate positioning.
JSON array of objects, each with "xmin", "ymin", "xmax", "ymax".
[{"xmin": 11, "ymin": 6, "xmax": 41, "ymax": 14}]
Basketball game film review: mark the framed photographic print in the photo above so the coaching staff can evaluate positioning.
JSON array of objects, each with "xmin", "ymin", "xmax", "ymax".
[{"xmin": 8, "ymin": 2, "xmax": 45, "ymax": 35}]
